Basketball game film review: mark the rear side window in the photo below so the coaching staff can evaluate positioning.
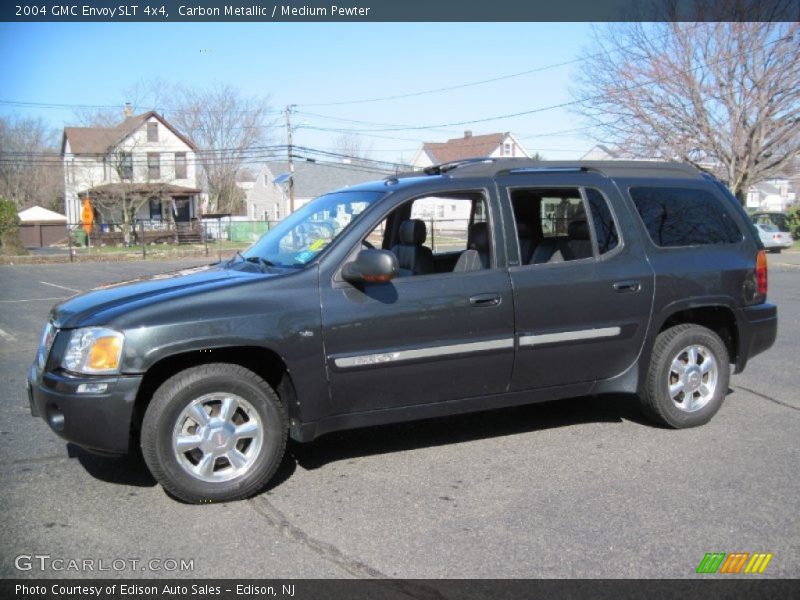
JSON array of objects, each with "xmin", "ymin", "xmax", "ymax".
[{"xmin": 630, "ymin": 187, "xmax": 742, "ymax": 247}]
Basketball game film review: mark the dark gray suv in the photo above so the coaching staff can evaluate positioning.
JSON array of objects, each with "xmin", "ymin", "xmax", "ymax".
[{"xmin": 28, "ymin": 159, "xmax": 777, "ymax": 502}]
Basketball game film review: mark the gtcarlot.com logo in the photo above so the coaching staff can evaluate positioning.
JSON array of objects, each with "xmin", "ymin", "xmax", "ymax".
[
  {"xmin": 696, "ymin": 552, "xmax": 773, "ymax": 574},
  {"xmin": 14, "ymin": 554, "xmax": 194, "ymax": 573}
]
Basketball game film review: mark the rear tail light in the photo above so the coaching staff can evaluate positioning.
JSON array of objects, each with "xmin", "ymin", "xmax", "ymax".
[{"xmin": 756, "ymin": 249, "xmax": 768, "ymax": 299}]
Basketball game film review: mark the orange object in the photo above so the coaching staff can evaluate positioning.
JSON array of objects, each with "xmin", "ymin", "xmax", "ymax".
[
  {"xmin": 81, "ymin": 197, "xmax": 94, "ymax": 236},
  {"xmin": 756, "ymin": 249, "xmax": 768, "ymax": 298},
  {"xmin": 88, "ymin": 336, "xmax": 122, "ymax": 371}
]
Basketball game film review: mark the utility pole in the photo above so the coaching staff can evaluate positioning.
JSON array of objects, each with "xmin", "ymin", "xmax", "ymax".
[{"xmin": 285, "ymin": 104, "xmax": 296, "ymax": 214}]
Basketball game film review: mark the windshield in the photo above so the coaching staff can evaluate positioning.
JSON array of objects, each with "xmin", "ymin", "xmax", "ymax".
[{"xmin": 242, "ymin": 189, "xmax": 384, "ymax": 268}]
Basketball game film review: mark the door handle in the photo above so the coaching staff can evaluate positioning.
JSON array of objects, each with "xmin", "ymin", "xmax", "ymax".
[
  {"xmin": 613, "ymin": 280, "xmax": 641, "ymax": 293},
  {"xmin": 470, "ymin": 293, "xmax": 501, "ymax": 307}
]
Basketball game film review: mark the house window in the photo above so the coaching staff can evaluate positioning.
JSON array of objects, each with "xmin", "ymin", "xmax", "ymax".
[
  {"xmin": 147, "ymin": 153, "xmax": 161, "ymax": 179},
  {"xmin": 174, "ymin": 152, "xmax": 187, "ymax": 179},
  {"xmin": 120, "ymin": 153, "xmax": 133, "ymax": 180},
  {"xmin": 147, "ymin": 122, "xmax": 158, "ymax": 142},
  {"xmin": 503, "ymin": 142, "xmax": 513, "ymax": 156}
]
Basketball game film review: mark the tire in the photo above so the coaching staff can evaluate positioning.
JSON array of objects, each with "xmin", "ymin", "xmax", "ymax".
[
  {"xmin": 641, "ymin": 324, "xmax": 730, "ymax": 428},
  {"xmin": 141, "ymin": 363, "xmax": 287, "ymax": 503}
]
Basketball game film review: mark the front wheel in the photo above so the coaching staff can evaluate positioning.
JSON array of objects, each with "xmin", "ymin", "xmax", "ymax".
[
  {"xmin": 141, "ymin": 364, "xmax": 287, "ymax": 503},
  {"xmin": 642, "ymin": 324, "xmax": 730, "ymax": 428}
]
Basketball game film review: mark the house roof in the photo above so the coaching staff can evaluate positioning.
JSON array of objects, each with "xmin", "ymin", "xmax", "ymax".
[
  {"xmin": 80, "ymin": 183, "xmax": 202, "ymax": 197},
  {"xmin": 580, "ymin": 144, "xmax": 625, "ymax": 160},
  {"xmin": 62, "ymin": 111, "xmax": 197, "ymax": 155},
  {"xmin": 18, "ymin": 205, "xmax": 67, "ymax": 223},
  {"xmin": 753, "ymin": 181, "xmax": 781, "ymax": 196},
  {"xmin": 262, "ymin": 160, "xmax": 392, "ymax": 198},
  {"xmin": 422, "ymin": 132, "xmax": 508, "ymax": 164}
]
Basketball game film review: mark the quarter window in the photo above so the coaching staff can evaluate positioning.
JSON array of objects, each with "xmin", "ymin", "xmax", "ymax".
[
  {"xmin": 585, "ymin": 188, "xmax": 619, "ymax": 254},
  {"xmin": 630, "ymin": 187, "xmax": 742, "ymax": 247}
]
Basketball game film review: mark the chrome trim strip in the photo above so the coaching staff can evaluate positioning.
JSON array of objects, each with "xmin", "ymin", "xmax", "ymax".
[
  {"xmin": 519, "ymin": 326, "xmax": 621, "ymax": 347},
  {"xmin": 334, "ymin": 338, "xmax": 514, "ymax": 369}
]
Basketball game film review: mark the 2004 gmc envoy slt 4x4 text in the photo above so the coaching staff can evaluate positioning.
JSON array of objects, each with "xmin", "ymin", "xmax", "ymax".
[{"xmin": 28, "ymin": 159, "xmax": 778, "ymax": 503}]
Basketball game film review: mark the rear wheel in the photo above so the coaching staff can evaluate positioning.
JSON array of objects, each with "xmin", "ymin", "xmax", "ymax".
[
  {"xmin": 642, "ymin": 324, "xmax": 729, "ymax": 428},
  {"xmin": 141, "ymin": 363, "xmax": 287, "ymax": 503}
]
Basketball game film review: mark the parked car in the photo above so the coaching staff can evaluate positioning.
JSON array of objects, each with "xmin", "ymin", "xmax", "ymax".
[
  {"xmin": 754, "ymin": 222, "xmax": 794, "ymax": 253},
  {"xmin": 28, "ymin": 159, "xmax": 777, "ymax": 503},
  {"xmin": 751, "ymin": 211, "xmax": 791, "ymax": 233}
]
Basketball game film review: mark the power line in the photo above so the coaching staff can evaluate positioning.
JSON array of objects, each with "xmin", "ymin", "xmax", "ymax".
[
  {"xmin": 288, "ymin": 33, "xmax": 790, "ymax": 134},
  {"xmin": 295, "ymin": 23, "xmax": 705, "ymax": 108}
]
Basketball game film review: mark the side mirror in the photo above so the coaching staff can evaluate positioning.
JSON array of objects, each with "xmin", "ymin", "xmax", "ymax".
[{"xmin": 341, "ymin": 249, "xmax": 398, "ymax": 284}]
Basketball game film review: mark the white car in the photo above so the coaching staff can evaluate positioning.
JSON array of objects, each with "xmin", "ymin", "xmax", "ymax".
[{"xmin": 755, "ymin": 222, "xmax": 793, "ymax": 252}]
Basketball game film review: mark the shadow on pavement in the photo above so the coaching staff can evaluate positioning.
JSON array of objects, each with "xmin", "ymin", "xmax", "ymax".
[
  {"xmin": 292, "ymin": 393, "xmax": 653, "ymax": 471},
  {"xmin": 67, "ymin": 394, "xmax": 655, "ymax": 492},
  {"xmin": 69, "ymin": 444, "xmax": 156, "ymax": 487}
]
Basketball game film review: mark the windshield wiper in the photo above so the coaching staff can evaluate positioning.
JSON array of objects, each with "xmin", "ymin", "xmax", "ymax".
[
  {"xmin": 225, "ymin": 250, "xmax": 245, "ymax": 267},
  {"xmin": 245, "ymin": 256, "xmax": 276, "ymax": 271}
]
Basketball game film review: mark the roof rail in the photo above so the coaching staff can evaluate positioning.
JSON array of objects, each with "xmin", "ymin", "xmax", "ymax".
[{"xmin": 401, "ymin": 158, "xmax": 703, "ymax": 180}]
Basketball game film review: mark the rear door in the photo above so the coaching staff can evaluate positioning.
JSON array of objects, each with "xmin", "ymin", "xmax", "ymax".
[{"xmin": 498, "ymin": 173, "xmax": 655, "ymax": 390}]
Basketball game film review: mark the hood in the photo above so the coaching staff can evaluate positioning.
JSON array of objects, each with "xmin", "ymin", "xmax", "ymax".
[{"xmin": 50, "ymin": 263, "xmax": 272, "ymax": 329}]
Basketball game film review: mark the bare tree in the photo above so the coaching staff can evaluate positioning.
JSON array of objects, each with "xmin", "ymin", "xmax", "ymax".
[
  {"xmin": 73, "ymin": 79, "xmax": 170, "ymax": 128},
  {"xmin": 0, "ymin": 116, "xmax": 63, "ymax": 210},
  {"xmin": 89, "ymin": 145, "xmax": 175, "ymax": 245},
  {"xmin": 573, "ymin": 16, "xmax": 800, "ymax": 203},
  {"xmin": 333, "ymin": 132, "xmax": 373, "ymax": 164},
  {"xmin": 167, "ymin": 84, "xmax": 275, "ymax": 214}
]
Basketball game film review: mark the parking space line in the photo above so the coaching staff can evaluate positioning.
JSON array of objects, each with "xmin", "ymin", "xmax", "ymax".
[
  {"xmin": 40, "ymin": 281, "xmax": 81, "ymax": 293},
  {"xmin": 0, "ymin": 297, "xmax": 65, "ymax": 303},
  {"xmin": 0, "ymin": 327, "xmax": 15, "ymax": 341}
]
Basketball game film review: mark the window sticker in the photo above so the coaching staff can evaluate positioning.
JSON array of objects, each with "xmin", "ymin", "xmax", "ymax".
[
  {"xmin": 294, "ymin": 250, "xmax": 316, "ymax": 264},
  {"xmin": 309, "ymin": 238, "xmax": 327, "ymax": 251}
]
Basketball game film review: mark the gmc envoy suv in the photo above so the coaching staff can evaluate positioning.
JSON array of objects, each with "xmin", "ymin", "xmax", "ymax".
[{"xmin": 28, "ymin": 159, "xmax": 777, "ymax": 502}]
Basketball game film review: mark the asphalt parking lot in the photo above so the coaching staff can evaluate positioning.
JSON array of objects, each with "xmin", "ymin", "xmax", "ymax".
[{"xmin": 0, "ymin": 255, "xmax": 798, "ymax": 579}]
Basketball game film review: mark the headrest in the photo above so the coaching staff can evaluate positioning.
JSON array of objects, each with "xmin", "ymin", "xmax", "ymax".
[
  {"xmin": 468, "ymin": 222, "xmax": 489, "ymax": 253},
  {"xmin": 516, "ymin": 222, "xmax": 535, "ymax": 239},
  {"xmin": 567, "ymin": 219, "xmax": 591, "ymax": 241},
  {"xmin": 399, "ymin": 219, "xmax": 427, "ymax": 245}
]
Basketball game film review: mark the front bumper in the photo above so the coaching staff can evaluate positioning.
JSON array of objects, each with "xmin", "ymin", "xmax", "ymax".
[
  {"xmin": 735, "ymin": 302, "xmax": 778, "ymax": 373},
  {"xmin": 27, "ymin": 363, "xmax": 143, "ymax": 455}
]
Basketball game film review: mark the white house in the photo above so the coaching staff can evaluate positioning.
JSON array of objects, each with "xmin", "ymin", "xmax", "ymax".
[
  {"xmin": 61, "ymin": 108, "xmax": 200, "ymax": 228},
  {"xmin": 746, "ymin": 180, "xmax": 796, "ymax": 212},
  {"xmin": 411, "ymin": 131, "xmax": 530, "ymax": 169}
]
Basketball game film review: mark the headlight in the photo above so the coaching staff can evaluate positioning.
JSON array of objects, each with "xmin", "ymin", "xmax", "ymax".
[{"xmin": 61, "ymin": 327, "xmax": 125, "ymax": 375}]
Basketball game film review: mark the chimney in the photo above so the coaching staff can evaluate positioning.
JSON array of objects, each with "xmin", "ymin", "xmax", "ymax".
[
  {"xmin": 464, "ymin": 130, "xmax": 472, "ymax": 138},
  {"xmin": 123, "ymin": 102, "xmax": 133, "ymax": 117}
]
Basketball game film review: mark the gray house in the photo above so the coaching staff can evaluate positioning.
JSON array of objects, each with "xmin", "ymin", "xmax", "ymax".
[{"xmin": 244, "ymin": 160, "xmax": 393, "ymax": 221}]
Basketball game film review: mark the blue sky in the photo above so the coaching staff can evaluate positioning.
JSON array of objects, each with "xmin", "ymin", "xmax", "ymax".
[{"xmin": 0, "ymin": 22, "xmax": 599, "ymax": 163}]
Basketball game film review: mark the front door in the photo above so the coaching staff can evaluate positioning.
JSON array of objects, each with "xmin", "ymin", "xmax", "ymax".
[
  {"xmin": 173, "ymin": 197, "xmax": 191, "ymax": 222},
  {"xmin": 319, "ymin": 187, "xmax": 515, "ymax": 415}
]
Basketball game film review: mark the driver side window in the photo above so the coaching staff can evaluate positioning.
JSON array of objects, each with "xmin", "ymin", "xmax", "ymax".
[{"xmin": 362, "ymin": 192, "xmax": 491, "ymax": 276}]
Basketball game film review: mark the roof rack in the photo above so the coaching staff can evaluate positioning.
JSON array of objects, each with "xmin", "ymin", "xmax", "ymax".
[{"xmin": 387, "ymin": 158, "xmax": 704, "ymax": 181}]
